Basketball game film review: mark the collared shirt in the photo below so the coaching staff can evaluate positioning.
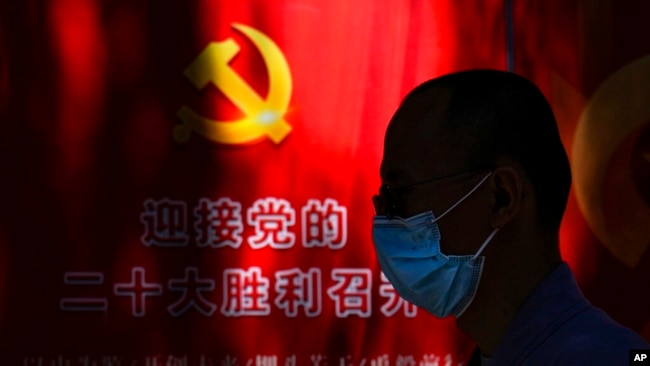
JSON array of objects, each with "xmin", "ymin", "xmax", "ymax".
[{"xmin": 482, "ymin": 262, "xmax": 649, "ymax": 365}]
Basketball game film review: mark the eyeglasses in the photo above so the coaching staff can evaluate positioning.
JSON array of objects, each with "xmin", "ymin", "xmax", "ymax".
[{"xmin": 372, "ymin": 168, "xmax": 491, "ymax": 218}]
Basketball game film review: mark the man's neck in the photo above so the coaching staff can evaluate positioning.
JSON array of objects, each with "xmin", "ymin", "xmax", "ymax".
[{"xmin": 456, "ymin": 245, "xmax": 561, "ymax": 356}]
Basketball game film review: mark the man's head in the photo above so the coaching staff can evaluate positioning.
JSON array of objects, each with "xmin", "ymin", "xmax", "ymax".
[
  {"xmin": 373, "ymin": 69, "xmax": 571, "ymax": 346},
  {"xmin": 377, "ymin": 70, "xmax": 571, "ymax": 242}
]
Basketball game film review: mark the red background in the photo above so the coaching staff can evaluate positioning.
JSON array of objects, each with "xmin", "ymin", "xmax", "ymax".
[{"xmin": 1, "ymin": 1, "xmax": 648, "ymax": 364}]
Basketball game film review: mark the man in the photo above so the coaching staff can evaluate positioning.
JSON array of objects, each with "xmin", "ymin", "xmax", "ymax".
[{"xmin": 371, "ymin": 70, "xmax": 649, "ymax": 365}]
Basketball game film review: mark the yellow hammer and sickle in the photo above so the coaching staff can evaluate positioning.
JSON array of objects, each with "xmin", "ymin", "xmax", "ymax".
[{"xmin": 174, "ymin": 23, "xmax": 292, "ymax": 144}]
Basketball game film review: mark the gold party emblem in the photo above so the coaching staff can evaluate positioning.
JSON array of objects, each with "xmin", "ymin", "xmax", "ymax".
[
  {"xmin": 573, "ymin": 55, "xmax": 650, "ymax": 267},
  {"xmin": 174, "ymin": 24, "xmax": 292, "ymax": 144}
]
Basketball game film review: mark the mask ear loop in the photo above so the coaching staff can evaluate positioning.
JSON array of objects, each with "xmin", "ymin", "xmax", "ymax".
[
  {"xmin": 472, "ymin": 227, "xmax": 499, "ymax": 259},
  {"xmin": 432, "ymin": 172, "xmax": 493, "ymax": 224}
]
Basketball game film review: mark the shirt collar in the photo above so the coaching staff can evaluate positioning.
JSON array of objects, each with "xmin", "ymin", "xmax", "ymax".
[{"xmin": 489, "ymin": 262, "xmax": 591, "ymax": 364}]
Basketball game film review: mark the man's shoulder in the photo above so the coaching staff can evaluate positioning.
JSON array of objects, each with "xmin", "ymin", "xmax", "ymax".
[
  {"xmin": 556, "ymin": 305, "xmax": 647, "ymax": 346},
  {"xmin": 490, "ymin": 263, "xmax": 648, "ymax": 365},
  {"xmin": 529, "ymin": 306, "xmax": 649, "ymax": 365}
]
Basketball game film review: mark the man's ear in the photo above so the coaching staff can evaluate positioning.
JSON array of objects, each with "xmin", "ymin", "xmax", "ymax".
[{"xmin": 489, "ymin": 166, "xmax": 523, "ymax": 229}]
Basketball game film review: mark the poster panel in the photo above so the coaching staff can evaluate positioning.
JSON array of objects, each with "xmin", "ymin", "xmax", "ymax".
[{"xmin": 0, "ymin": 1, "xmax": 507, "ymax": 365}]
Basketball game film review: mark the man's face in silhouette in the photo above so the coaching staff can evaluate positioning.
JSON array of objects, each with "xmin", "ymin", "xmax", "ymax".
[{"xmin": 377, "ymin": 87, "xmax": 492, "ymax": 256}]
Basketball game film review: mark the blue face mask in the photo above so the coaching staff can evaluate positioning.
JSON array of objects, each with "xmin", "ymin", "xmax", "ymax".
[{"xmin": 372, "ymin": 173, "xmax": 498, "ymax": 318}]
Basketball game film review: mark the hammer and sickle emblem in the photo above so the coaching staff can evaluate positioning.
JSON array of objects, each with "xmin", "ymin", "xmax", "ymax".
[{"xmin": 174, "ymin": 23, "xmax": 292, "ymax": 144}]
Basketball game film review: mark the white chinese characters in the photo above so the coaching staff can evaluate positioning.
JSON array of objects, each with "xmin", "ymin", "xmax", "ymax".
[
  {"xmin": 60, "ymin": 267, "xmax": 416, "ymax": 319},
  {"xmin": 142, "ymin": 197, "xmax": 348, "ymax": 250}
]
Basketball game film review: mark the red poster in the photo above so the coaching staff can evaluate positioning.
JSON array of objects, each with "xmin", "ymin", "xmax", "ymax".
[
  {"xmin": 1, "ymin": 1, "xmax": 506, "ymax": 364},
  {"xmin": 3, "ymin": 1, "xmax": 647, "ymax": 365},
  {"xmin": 513, "ymin": 0, "xmax": 650, "ymax": 340}
]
